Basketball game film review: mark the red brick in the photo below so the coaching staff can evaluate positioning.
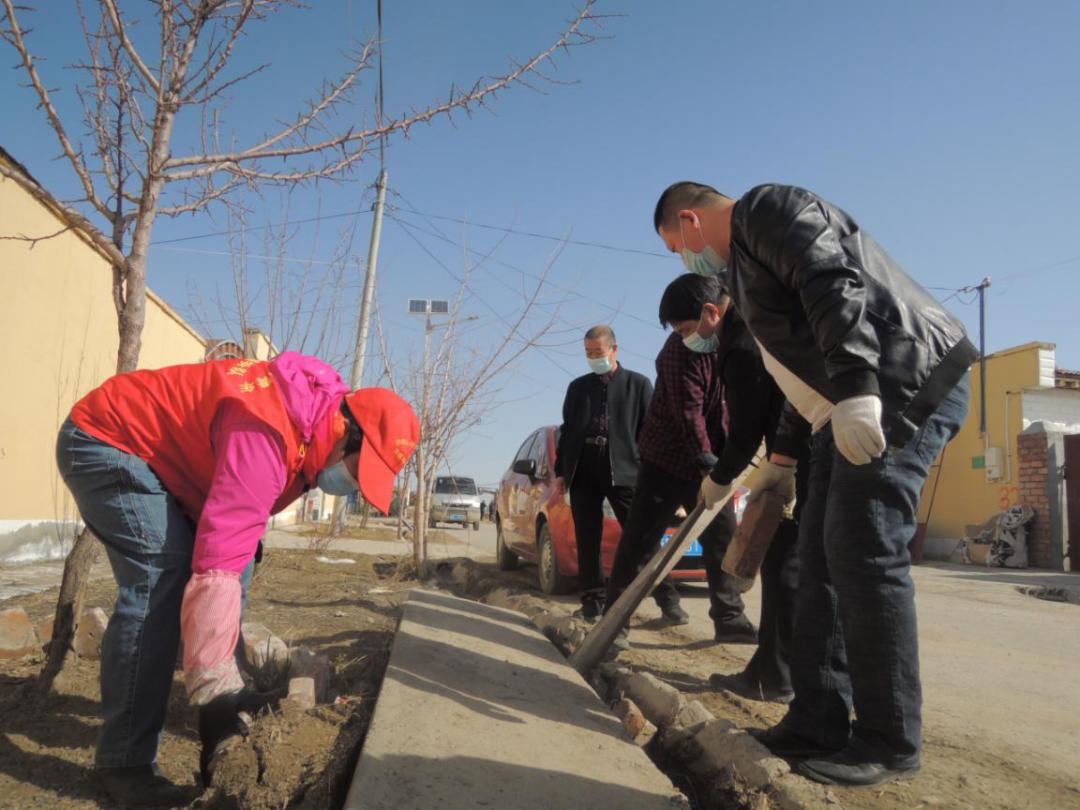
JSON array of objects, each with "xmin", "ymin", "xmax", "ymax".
[
  {"xmin": 0, "ymin": 608, "xmax": 39, "ymax": 659},
  {"xmin": 285, "ymin": 676, "xmax": 316, "ymax": 710},
  {"xmin": 612, "ymin": 697, "xmax": 647, "ymax": 738},
  {"xmin": 74, "ymin": 607, "xmax": 108, "ymax": 659}
]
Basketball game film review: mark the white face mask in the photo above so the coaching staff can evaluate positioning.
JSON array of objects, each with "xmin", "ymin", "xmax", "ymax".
[
  {"xmin": 683, "ymin": 331, "xmax": 719, "ymax": 353},
  {"xmin": 588, "ymin": 355, "xmax": 613, "ymax": 375},
  {"xmin": 317, "ymin": 459, "xmax": 359, "ymax": 495},
  {"xmin": 679, "ymin": 217, "xmax": 729, "ymax": 279}
]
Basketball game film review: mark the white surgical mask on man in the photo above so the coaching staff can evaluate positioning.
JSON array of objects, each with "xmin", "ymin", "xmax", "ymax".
[
  {"xmin": 679, "ymin": 216, "xmax": 729, "ymax": 279},
  {"xmin": 588, "ymin": 355, "xmax": 613, "ymax": 375},
  {"xmin": 682, "ymin": 331, "xmax": 719, "ymax": 353}
]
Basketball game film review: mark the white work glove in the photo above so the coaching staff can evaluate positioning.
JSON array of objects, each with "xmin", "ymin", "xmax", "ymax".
[
  {"xmin": 832, "ymin": 394, "xmax": 887, "ymax": 465},
  {"xmin": 747, "ymin": 459, "xmax": 797, "ymax": 506},
  {"xmin": 699, "ymin": 476, "xmax": 732, "ymax": 509}
]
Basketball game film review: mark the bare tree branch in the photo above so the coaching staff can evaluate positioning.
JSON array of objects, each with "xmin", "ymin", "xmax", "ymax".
[
  {"xmin": 2, "ymin": 0, "xmax": 111, "ymax": 218},
  {"xmin": 162, "ymin": 1, "xmax": 598, "ymax": 177},
  {"xmin": 0, "ymin": 225, "xmax": 73, "ymax": 247},
  {"xmin": 0, "ymin": 162, "xmax": 126, "ymax": 268},
  {"xmin": 100, "ymin": 0, "xmax": 161, "ymax": 93}
]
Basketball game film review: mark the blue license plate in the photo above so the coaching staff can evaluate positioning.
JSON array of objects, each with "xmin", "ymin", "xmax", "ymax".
[
  {"xmin": 450, "ymin": 513, "xmax": 465, "ymax": 521},
  {"xmin": 661, "ymin": 532, "xmax": 703, "ymax": 557}
]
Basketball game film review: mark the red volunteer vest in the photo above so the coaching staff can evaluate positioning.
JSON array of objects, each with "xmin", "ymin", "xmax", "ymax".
[{"xmin": 70, "ymin": 358, "xmax": 330, "ymax": 521}]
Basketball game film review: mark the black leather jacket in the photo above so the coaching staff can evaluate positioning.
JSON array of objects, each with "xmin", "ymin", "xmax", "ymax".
[{"xmin": 728, "ymin": 184, "xmax": 977, "ymax": 455}]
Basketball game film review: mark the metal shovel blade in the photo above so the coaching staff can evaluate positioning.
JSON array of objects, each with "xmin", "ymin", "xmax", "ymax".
[{"xmin": 569, "ymin": 492, "xmax": 735, "ymax": 675}]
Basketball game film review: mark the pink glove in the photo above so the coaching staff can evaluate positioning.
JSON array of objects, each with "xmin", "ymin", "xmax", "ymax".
[{"xmin": 182, "ymin": 570, "xmax": 245, "ymax": 705}]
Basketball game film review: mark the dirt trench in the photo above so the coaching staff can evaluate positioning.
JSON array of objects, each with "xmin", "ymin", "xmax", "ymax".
[{"xmin": 0, "ymin": 550, "xmax": 410, "ymax": 809}]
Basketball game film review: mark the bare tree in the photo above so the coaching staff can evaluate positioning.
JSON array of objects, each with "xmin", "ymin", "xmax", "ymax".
[
  {"xmin": 371, "ymin": 230, "xmax": 572, "ymax": 573},
  {"xmin": 186, "ymin": 194, "xmax": 362, "ymax": 367},
  {"xmin": 0, "ymin": 0, "xmax": 599, "ymax": 688}
]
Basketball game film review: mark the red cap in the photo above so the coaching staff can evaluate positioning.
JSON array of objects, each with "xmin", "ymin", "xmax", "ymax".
[{"xmin": 343, "ymin": 388, "xmax": 420, "ymax": 514}]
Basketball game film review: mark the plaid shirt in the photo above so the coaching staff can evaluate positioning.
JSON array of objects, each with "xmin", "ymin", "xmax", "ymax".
[{"xmin": 637, "ymin": 332, "xmax": 724, "ymax": 482}]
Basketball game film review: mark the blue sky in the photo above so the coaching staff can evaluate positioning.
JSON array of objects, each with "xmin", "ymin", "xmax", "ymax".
[{"xmin": 4, "ymin": 1, "xmax": 1080, "ymax": 487}]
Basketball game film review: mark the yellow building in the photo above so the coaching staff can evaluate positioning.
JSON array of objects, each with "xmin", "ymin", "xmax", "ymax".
[
  {"xmin": 0, "ymin": 148, "xmax": 208, "ymax": 560},
  {"xmin": 920, "ymin": 341, "xmax": 1080, "ymax": 569}
]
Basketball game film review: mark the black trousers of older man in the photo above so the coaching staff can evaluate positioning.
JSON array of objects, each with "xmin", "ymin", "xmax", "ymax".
[{"xmin": 570, "ymin": 442, "xmax": 679, "ymax": 609}]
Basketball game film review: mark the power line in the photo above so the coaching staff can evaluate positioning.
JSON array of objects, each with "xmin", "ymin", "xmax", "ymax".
[
  {"xmin": 387, "ymin": 195, "xmax": 670, "ymax": 259},
  {"xmin": 151, "ymin": 205, "xmax": 374, "ymax": 245},
  {"xmin": 158, "ymin": 245, "xmax": 363, "ymax": 268},
  {"xmin": 387, "ymin": 203, "xmax": 662, "ymax": 332},
  {"xmin": 388, "ymin": 211, "xmax": 656, "ymax": 366},
  {"xmin": 387, "ymin": 213, "xmax": 579, "ymax": 377},
  {"xmin": 997, "ymin": 253, "xmax": 1080, "ymax": 282}
]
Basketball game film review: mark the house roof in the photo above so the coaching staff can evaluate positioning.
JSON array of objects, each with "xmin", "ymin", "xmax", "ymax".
[
  {"xmin": 0, "ymin": 145, "xmax": 40, "ymax": 187},
  {"xmin": 1055, "ymin": 368, "xmax": 1080, "ymax": 390}
]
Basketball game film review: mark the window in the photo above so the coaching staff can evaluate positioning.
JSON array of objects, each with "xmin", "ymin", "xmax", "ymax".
[
  {"xmin": 512, "ymin": 434, "xmax": 537, "ymax": 465},
  {"xmin": 529, "ymin": 429, "xmax": 549, "ymax": 477},
  {"xmin": 434, "ymin": 477, "xmax": 478, "ymax": 495}
]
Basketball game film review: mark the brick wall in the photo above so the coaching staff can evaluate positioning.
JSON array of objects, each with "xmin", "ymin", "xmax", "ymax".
[{"xmin": 1017, "ymin": 430, "xmax": 1052, "ymax": 567}]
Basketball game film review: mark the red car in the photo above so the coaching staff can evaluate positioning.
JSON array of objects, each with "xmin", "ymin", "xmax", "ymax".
[{"xmin": 495, "ymin": 425, "xmax": 707, "ymax": 594}]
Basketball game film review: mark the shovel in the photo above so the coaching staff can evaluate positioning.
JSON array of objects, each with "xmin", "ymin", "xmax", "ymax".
[{"xmin": 569, "ymin": 490, "xmax": 736, "ymax": 675}]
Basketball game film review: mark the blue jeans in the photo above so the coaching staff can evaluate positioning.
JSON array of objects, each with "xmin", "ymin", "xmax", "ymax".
[
  {"xmin": 782, "ymin": 377, "xmax": 969, "ymax": 766},
  {"xmin": 55, "ymin": 419, "xmax": 254, "ymax": 768}
]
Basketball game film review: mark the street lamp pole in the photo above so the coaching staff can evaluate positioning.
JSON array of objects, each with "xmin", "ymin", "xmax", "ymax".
[
  {"xmin": 413, "ymin": 313, "xmax": 434, "ymax": 572},
  {"xmin": 406, "ymin": 300, "xmax": 477, "ymax": 573}
]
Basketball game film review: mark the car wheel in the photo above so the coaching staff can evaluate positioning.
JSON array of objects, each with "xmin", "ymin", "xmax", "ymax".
[
  {"xmin": 495, "ymin": 519, "xmax": 519, "ymax": 571},
  {"xmin": 537, "ymin": 522, "xmax": 572, "ymax": 595}
]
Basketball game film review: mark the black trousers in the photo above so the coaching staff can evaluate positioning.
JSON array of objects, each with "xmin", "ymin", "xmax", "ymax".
[
  {"xmin": 569, "ymin": 445, "xmax": 677, "ymax": 607},
  {"xmin": 741, "ymin": 454, "xmax": 810, "ymax": 691},
  {"xmin": 604, "ymin": 459, "xmax": 745, "ymax": 624}
]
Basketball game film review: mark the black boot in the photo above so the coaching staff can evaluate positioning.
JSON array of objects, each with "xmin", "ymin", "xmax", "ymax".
[
  {"xmin": 713, "ymin": 614, "xmax": 758, "ymax": 644},
  {"xmin": 574, "ymin": 588, "xmax": 605, "ymax": 623},
  {"xmin": 96, "ymin": 765, "xmax": 193, "ymax": 808}
]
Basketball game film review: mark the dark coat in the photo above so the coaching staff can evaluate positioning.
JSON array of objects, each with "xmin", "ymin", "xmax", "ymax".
[
  {"xmin": 554, "ymin": 365, "xmax": 652, "ymax": 488},
  {"xmin": 728, "ymin": 184, "xmax": 977, "ymax": 455}
]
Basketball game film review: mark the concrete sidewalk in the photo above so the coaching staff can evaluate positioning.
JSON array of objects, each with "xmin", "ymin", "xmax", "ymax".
[
  {"xmin": 263, "ymin": 520, "xmax": 498, "ymax": 562},
  {"xmin": 344, "ymin": 589, "xmax": 688, "ymax": 809}
]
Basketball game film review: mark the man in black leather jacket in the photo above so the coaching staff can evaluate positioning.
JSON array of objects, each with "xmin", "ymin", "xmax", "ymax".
[{"xmin": 654, "ymin": 182, "xmax": 975, "ymax": 787}]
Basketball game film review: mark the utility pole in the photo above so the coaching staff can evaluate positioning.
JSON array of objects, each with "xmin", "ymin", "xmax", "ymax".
[
  {"xmin": 348, "ymin": 0, "xmax": 388, "ymax": 390},
  {"xmin": 349, "ymin": 168, "xmax": 388, "ymax": 388},
  {"xmin": 976, "ymin": 276, "xmax": 991, "ymax": 436}
]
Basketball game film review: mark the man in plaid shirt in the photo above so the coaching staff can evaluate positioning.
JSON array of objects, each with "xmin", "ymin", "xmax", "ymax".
[{"xmin": 604, "ymin": 275, "xmax": 755, "ymax": 647}]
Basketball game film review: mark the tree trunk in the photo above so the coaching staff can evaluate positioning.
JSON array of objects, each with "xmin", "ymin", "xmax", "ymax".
[
  {"xmin": 38, "ymin": 112, "xmax": 170, "ymax": 689},
  {"xmin": 37, "ymin": 528, "xmax": 102, "ymax": 693},
  {"xmin": 413, "ymin": 446, "xmax": 427, "ymax": 576},
  {"xmin": 37, "ymin": 251, "xmax": 153, "ymax": 692}
]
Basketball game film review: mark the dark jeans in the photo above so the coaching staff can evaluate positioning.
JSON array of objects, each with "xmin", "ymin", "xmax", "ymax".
[
  {"xmin": 55, "ymin": 419, "xmax": 254, "ymax": 768},
  {"xmin": 604, "ymin": 459, "xmax": 746, "ymax": 624},
  {"xmin": 569, "ymin": 445, "xmax": 677, "ymax": 607},
  {"xmin": 781, "ymin": 377, "xmax": 969, "ymax": 765},
  {"xmin": 741, "ymin": 451, "xmax": 810, "ymax": 692}
]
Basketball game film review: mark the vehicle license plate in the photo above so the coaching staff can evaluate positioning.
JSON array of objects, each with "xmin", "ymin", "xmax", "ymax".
[
  {"xmin": 661, "ymin": 532, "xmax": 703, "ymax": 556},
  {"xmin": 450, "ymin": 513, "xmax": 465, "ymax": 521}
]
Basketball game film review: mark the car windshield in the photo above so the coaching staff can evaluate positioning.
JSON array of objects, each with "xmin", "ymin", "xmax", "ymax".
[{"xmin": 435, "ymin": 477, "xmax": 477, "ymax": 495}]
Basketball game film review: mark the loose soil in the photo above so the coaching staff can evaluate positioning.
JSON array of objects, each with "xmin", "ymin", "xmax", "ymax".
[
  {"xmin": 459, "ymin": 560, "xmax": 1080, "ymax": 810},
  {"xmin": 0, "ymin": 549, "xmax": 412, "ymax": 809}
]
